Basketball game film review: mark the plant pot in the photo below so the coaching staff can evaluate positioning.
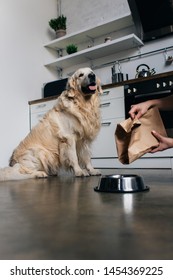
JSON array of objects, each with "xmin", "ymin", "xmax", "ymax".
[
  {"xmin": 66, "ymin": 49, "xmax": 78, "ymax": 55},
  {"xmin": 66, "ymin": 44, "xmax": 78, "ymax": 55},
  {"xmin": 56, "ymin": 29, "xmax": 66, "ymax": 39}
]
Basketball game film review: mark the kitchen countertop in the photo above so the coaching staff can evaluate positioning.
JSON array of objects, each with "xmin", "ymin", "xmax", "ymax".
[
  {"xmin": 29, "ymin": 70, "xmax": 173, "ymax": 105},
  {"xmin": 0, "ymin": 168, "xmax": 173, "ymax": 260}
]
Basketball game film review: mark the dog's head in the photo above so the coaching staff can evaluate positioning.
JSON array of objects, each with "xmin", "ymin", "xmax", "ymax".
[{"xmin": 67, "ymin": 67, "xmax": 102, "ymax": 97}]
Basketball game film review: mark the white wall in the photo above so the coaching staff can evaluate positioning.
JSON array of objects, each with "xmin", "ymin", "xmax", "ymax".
[
  {"xmin": 61, "ymin": 0, "xmax": 130, "ymax": 34},
  {"xmin": 0, "ymin": 0, "xmax": 57, "ymax": 166}
]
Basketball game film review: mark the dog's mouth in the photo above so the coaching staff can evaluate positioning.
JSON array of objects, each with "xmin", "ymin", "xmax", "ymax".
[{"xmin": 81, "ymin": 82, "xmax": 97, "ymax": 95}]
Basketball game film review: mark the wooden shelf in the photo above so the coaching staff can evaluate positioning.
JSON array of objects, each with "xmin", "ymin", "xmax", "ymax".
[
  {"xmin": 44, "ymin": 34, "xmax": 143, "ymax": 69},
  {"xmin": 44, "ymin": 13, "xmax": 134, "ymax": 50}
]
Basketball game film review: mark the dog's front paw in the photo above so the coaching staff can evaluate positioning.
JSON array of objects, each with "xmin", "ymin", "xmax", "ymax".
[
  {"xmin": 75, "ymin": 169, "xmax": 89, "ymax": 177},
  {"xmin": 82, "ymin": 169, "xmax": 91, "ymax": 176},
  {"xmin": 88, "ymin": 168, "xmax": 101, "ymax": 176},
  {"xmin": 74, "ymin": 169, "xmax": 89, "ymax": 177}
]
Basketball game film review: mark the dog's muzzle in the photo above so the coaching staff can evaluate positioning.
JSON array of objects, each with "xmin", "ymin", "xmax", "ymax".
[{"xmin": 81, "ymin": 72, "xmax": 97, "ymax": 95}]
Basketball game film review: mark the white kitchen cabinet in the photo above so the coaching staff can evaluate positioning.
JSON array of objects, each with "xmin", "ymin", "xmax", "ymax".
[
  {"xmin": 91, "ymin": 85, "xmax": 173, "ymax": 169},
  {"xmin": 91, "ymin": 118, "xmax": 124, "ymax": 158},
  {"xmin": 100, "ymin": 87, "xmax": 124, "ymax": 100},
  {"xmin": 91, "ymin": 85, "xmax": 125, "ymax": 164},
  {"xmin": 29, "ymin": 99, "xmax": 57, "ymax": 129},
  {"xmin": 100, "ymin": 98, "xmax": 125, "ymax": 120}
]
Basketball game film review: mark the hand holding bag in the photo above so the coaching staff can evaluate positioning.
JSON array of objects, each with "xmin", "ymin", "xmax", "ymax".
[{"xmin": 115, "ymin": 107, "xmax": 167, "ymax": 164}]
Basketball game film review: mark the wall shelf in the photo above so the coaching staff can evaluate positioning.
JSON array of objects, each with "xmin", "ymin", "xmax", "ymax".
[
  {"xmin": 44, "ymin": 13, "xmax": 134, "ymax": 50},
  {"xmin": 45, "ymin": 34, "xmax": 143, "ymax": 69},
  {"xmin": 44, "ymin": 13, "xmax": 143, "ymax": 70}
]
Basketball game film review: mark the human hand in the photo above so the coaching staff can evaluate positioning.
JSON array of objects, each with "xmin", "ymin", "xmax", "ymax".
[
  {"xmin": 128, "ymin": 101, "xmax": 151, "ymax": 119},
  {"xmin": 150, "ymin": 130, "xmax": 173, "ymax": 153}
]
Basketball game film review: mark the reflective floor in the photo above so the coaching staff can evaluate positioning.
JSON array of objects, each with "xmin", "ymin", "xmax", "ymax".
[{"xmin": 0, "ymin": 168, "xmax": 173, "ymax": 260}]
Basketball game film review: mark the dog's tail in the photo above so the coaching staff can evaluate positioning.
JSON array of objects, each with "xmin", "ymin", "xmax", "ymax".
[{"xmin": 0, "ymin": 164, "xmax": 48, "ymax": 181}]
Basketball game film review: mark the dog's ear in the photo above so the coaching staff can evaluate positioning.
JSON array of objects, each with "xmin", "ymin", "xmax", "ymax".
[
  {"xmin": 96, "ymin": 78, "xmax": 103, "ymax": 95},
  {"xmin": 66, "ymin": 75, "xmax": 77, "ymax": 91},
  {"xmin": 66, "ymin": 76, "xmax": 77, "ymax": 98}
]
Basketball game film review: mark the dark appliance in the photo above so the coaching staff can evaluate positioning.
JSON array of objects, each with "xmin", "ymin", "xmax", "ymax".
[
  {"xmin": 127, "ymin": 0, "xmax": 173, "ymax": 41},
  {"xmin": 43, "ymin": 78, "xmax": 68, "ymax": 98},
  {"xmin": 124, "ymin": 72, "xmax": 173, "ymax": 129}
]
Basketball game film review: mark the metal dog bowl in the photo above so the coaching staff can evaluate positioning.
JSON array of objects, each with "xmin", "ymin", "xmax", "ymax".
[{"xmin": 94, "ymin": 174, "xmax": 149, "ymax": 193}]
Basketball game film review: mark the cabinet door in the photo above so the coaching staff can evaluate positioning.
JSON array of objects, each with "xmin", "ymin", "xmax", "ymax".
[
  {"xmin": 30, "ymin": 112, "xmax": 47, "ymax": 128},
  {"xmin": 29, "ymin": 99, "xmax": 57, "ymax": 129},
  {"xmin": 101, "ymin": 86, "xmax": 124, "ymax": 101},
  {"xmin": 100, "ymin": 98, "xmax": 125, "ymax": 119},
  {"xmin": 30, "ymin": 99, "xmax": 57, "ymax": 114},
  {"xmin": 91, "ymin": 118, "xmax": 123, "ymax": 158}
]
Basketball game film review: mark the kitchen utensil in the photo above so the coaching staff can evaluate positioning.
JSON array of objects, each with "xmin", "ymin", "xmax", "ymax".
[
  {"xmin": 164, "ymin": 49, "xmax": 173, "ymax": 65},
  {"xmin": 94, "ymin": 174, "xmax": 149, "ymax": 193},
  {"xmin": 111, "ymin": 61, "xmax": 127, "ymax": 83},
  {"xmin": 118, "ymin": 72, "xmax": 124, "ymax": 82},
  {"xmin": 111, "ymin": 63, "xmax": 118, "ymax": 83},
  {"xmin": 135, "ymin": 64, "xmax": 156, "ymax": 78}
]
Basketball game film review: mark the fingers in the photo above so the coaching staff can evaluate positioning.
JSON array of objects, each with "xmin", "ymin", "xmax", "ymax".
[
  {"xmin": 150, "ymin": 131, "xmax": 162, "ymax": 153},
  {"xmin": 151, "ymin": 130, "xmax": 163, "ymax": 141},
  {"xmin": 151, "ymin": 130, "xmax": 173, "ymax": 152},
  {"xmin": 128, "ymin": 101, "xmax": 151, "ymax": 119},
  {"xmin": 150, "ymin": 147, "xmax": 159, "ymax": 153},
  {"xmin": 129, "ymin": 106, "xmax": 142, "ymax": 119},
  {"xmin": 129, "ymin": 105, "xmax": 137, "ymax": 119},
  {"xmin": 135, "ymin": 112, "xmax": 143, "ymax": 119},
  {"xmin": 129, "ymin": 111, "xmax": 136, "ymax": 119}
]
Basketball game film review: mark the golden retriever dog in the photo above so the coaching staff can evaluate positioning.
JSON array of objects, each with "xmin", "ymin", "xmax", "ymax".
[{"xmin": 0, "ymin": 68, "xmax": 102, "ymax": 181}]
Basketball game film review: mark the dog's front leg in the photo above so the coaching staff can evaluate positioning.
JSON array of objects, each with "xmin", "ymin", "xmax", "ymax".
[
  {"xmin": 60, "ymin": 137, "xmax": 89, "ymax": 177},
  {"xmin": 78, "ymin": 143, "xmax": 101, "ymax": 176},
  {"xmin": 85, "ymin": 161, "xmax": 101, "ymax": 176}
]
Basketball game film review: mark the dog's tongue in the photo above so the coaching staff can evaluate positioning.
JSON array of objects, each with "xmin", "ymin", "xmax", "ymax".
[{"xmin": 89, "ymin": 85, "xmax": 97, "ymax": 91}]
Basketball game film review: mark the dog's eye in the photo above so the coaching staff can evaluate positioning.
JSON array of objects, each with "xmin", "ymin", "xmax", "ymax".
[{"xmin": 79, "ymin": 73, "xmax": 84, "ymax": 78}]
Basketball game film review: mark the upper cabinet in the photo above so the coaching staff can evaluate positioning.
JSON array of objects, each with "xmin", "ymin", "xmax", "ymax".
[{"xmin": 44, "ymin": 13, "xmax": 143, "ymax": 70}]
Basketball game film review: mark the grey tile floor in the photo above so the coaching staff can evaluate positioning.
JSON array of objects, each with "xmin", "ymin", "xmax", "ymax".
[{"xmin": 0, "ymin": 168, "xmax": 173, "ymax": 260}]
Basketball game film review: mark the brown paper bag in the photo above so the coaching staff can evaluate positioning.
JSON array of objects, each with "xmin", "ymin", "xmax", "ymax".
[{"xmin": 115, "ymin": 107, "xmax": 167, "ymax": 164}]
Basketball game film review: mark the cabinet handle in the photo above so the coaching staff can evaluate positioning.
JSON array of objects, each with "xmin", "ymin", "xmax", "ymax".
[
  {"xmin": 102, "ymin": 90, "xmax": 110, "ymax": 96},
  {"xmin": 37, "ymin": 104, "xmax": 46, "ymax": 109},
  {"xmin": 100, "ymin": 102, "xmax": 111, "ymax": 108},
  {"xmin": 37, "ymin": 113, "xmax": 45, "ymax": 118},
  {"xmin": 101, "ymin": 122, "xmax": 111, "ymax": 126}
]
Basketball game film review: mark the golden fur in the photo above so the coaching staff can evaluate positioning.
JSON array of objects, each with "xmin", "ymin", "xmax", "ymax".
[{"xmin": 0, "ymin": 68, "xmax": 102, "ymax": 181}]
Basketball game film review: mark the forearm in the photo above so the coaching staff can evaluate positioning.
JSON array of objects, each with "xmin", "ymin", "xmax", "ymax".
[
  {"xmin": 148, "ymin": 95, "xmax": 173, "ymax": 111},
  {"xmin": 129, "ymin": 95, "xmax": 173, "ymax": 119}
]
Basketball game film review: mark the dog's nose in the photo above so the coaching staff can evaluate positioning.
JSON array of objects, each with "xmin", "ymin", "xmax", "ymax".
[{"xmin": 88, "ymin": 72, "xmax": 96, "ymax": 82}]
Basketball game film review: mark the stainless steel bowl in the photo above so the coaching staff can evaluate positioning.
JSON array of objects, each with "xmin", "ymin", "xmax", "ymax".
[{"xmin": 94, "ymin": 174, "xmax": 149, "ymax": 193}]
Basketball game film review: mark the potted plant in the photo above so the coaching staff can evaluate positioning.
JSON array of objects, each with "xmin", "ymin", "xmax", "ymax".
[
  {"xmin": 49, "ymin": 14, "xmax": 67, "ymax": 38},
  {"xmin": 66, "ymin": 44, "xmax": 78, "ymax": 55}
]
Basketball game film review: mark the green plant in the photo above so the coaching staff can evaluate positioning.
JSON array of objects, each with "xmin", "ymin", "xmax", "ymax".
[
  {"xmin": 49, "ymin": 14, "xmax": 67, "ymax": 31},
  {"xmin": 66, "ymin": 44, "xmax": 78, "ymax": 54}
]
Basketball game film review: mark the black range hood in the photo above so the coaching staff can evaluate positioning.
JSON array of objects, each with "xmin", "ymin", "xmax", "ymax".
[{"xmin": 127, "ymin": 0, "xmax": 173, "ymax": 42}]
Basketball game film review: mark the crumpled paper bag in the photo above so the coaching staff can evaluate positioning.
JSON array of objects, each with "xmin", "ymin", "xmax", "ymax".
[{"xmin": 115, "ymin": 107, "xmax": 167, "ymax": 164}]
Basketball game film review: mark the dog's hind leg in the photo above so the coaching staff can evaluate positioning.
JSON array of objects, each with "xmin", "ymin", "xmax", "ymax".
[{"xmin": 0, "ymin": 163, "xmax": 48, "ymax": 181}]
